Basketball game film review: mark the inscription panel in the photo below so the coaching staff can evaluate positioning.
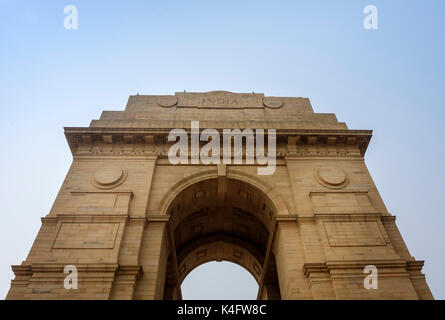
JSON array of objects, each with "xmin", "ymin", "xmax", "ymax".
[
  {"xmin": 67, "ymin": 193, "xmax": 117, "ymax": 210},
  {"xmin": 323, "ymin": 221, "xmax": 386, "ymax": 247},
  {"xmin": 53, "ymin": 223, "xmax": 120, "ymax": 249},
  {"xmin": 310, "ymin": 192, "xmax": 376, "ymax": 214},
  {"xmin": 175, "ymin": 92, "xmax": 266, "ymax": 109},
  {"xmin": 64, "ymin": 192, "xmax": 132, "ymax": 215}
]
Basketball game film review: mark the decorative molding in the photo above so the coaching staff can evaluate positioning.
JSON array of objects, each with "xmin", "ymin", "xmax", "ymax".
[
  {"xmin": 276, "ymin": 214, "xmax": 298, "ymax": 222},
  {"xmin": 303, "ymin": 263, "xmax": 329, "ymax": 277},
  {"xmin": 297, "ymin": 216, "xmax": 316, "ymax": 224},
  {"xmin": 116, "ymin": 265, "xmax": 143, "ymax": 278},
  {"xmin": 55, "ymin": 213, "xmax": 128, "ymax": 223},
  {"xmin": 25, "ymin": 263, "xmax": 119, "ymax": 274},
  {"xmin": 303, "ymin": 259, "xmax": 421, "ymax": 279},
  {"xmin": 406, "ymin": 260, "xmax": 425, "ymax": 272},
  {"xmin": 64, "ymin": 128, "xmax": 372, "ymax": 158},
  {"xmin": 11, "ymin": 265, "xmax": 32, "ymax": 276},
  {"xmin": 314, "ymin": 213, "xmax": 383, "ymax": 222}
]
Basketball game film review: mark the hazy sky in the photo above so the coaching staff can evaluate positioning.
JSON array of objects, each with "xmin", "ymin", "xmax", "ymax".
[{"xmin": 1, "ymin": 0, "xmax": 444, "ymax": 299}]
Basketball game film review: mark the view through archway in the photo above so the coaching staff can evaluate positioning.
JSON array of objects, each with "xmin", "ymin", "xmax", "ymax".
[
  {"xmin": 161, "ymin": 175, "xmax": 282, "ymax": 300},
  {"xmin": 181, "ymin": 261, "xmax": 258, "ymax": 300}
]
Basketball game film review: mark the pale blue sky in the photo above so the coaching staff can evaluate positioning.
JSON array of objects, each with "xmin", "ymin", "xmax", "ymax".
[{"xmin": 0, "ymin": 0, "xmax": 444, "ymax": 299}]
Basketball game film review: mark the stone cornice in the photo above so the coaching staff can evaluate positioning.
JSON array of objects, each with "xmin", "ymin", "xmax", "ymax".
[
  {"xmin": 11, "ymin": 263, "xmax": 144, "ymax": 279},
  {"xmin": 64, "ymin": 127, "xmax": 372, "ymax": 157},
  {"xmin": 406, "ymin": 260, "xmax": 425, "ymax": 271},
  {"xmin": 116, "ymin": 265, "xmax": 144, "ymax": 278},
  {"xmin": 303, "ymin": 259, "xmax": 423, "ymax": 278},
  {"xmin": 11, "ymin": 263, "xmax": 119, "ymax": 276}
]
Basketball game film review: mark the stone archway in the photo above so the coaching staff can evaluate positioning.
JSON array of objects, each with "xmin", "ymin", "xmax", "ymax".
[
  {"xmin": 7, "ymin": 91, "xmax": 433, "ymax": 300},
  {"xmin": 159, "ymin": 173, "xmax": 282, "ymax": 300}
]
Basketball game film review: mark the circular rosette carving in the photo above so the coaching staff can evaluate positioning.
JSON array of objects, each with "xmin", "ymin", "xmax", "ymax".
[
  {"xmin": 315, "ymin": 165, "xmax": 348, "ymax": 189},
  {"xmin": 157, "ymin": 96, "xmax": 178, "ymax": 107},
  {"xmin": 92, "ymin": 165, "xmax": 127, "ymax": 189},
  {"xmin": 263, "ymin": 97, "xmax": 283, "ymax": 109}
]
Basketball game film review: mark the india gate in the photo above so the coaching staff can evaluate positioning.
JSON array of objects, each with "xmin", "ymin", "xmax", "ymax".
[{"xmin": 6, "ymin": 91, "xmax": 433, "ymax": 300}]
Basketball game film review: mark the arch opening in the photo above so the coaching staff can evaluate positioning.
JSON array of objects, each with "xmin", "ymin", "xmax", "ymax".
[
  {"xmin": 162, "ymin": 176, "xmax": 281, "ymax": 300},
  {"xmin": 181, "ymin": 261, "xmax": 258, "ymax": 300}
]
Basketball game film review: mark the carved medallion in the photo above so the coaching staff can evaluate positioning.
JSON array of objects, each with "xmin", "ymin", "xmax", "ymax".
[
  {"xmin": 263, "ymin": 97, "xmax": 284, "ymax": 109},
  {"xmin": 92, "ymin": 165, "xmax": 127, "ymax": 189},
  {"xmin": 157, "ymin": 96, "xmax": 178, "ymax": 107},
  {"xmin": 315, "ymin": 165, "xmax": 348, "ymax": 189}
]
